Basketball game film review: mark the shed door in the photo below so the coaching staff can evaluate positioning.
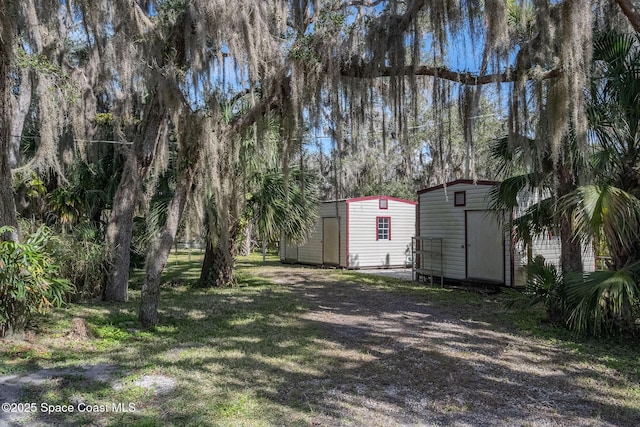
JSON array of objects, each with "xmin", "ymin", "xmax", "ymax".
[
  {"xmin": 466, "ymin": 210, "xmax": 504, "ymax": 282},
  {"xmin": 323, "ymin": 217, "xmax": 339, "ymax": 265}
]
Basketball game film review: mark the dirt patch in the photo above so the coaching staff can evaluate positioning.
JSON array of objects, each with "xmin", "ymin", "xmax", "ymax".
[
  {"xmin": 256, "ymin": 266, "xmax": 637, "ymax": 426},
  {"xmin": 1, "ymin": 264, "xmax": 636, "ymax": 426},
  {"xmin": 67, "ymin": 317, "xmax": 94, "ymax": 340},
  {"xmin": 0, "ymin": 364, "xmax": 120, "ymax": 426},
  {"xmin": 113, "ymin": 374, "xmax": 177, "ymax": 396},
  {"xmin": 356, "ymin": 268, "xmax": 414, "ymax": 281}
]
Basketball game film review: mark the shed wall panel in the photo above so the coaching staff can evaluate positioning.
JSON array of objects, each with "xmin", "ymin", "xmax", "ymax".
[
  {"xmin": 291, "ymin": 201, "xmax": 347, "ymax": 266},
  {"xmin": 418, "ymin": 182, "xmax": 511, "ymax": 284},
  {"xmin": 347, "ymin": 199, "xmax": 415, "ymax": 268},
  {"xmin": 297, "ymin": 216, "xmax": 323, "ymax": 264}
]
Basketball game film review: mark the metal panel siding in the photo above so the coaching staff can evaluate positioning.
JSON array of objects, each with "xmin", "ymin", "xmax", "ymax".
[
  {"xmin": 296, "ymin": 213, "xmax": 323, "ymax": 264},
  {"xmin": 514, "ymin": 190, "xmax": 596, "ymax": 279},
  {"xmin": 510, "ymin": 235, "xmax": 562, "ymax": 287},
  {"xmin": 511, "ymin": 236, "xmax": 596, "ymax": 287},
  {"xmin": 582, "ymin": 245, "xmax": 596, "ymax": 272},
  {"xmin": 295, "ymin": 201, "xmax": 346, "ymax": 266},
  {"xmin": 348, "ymin": 199, "xmax": 416, "ymax": 268},
  {"xmin": 279, "ymin": 238, "xmax": 299, "ymax": 262},
  {"xmin": 419, "ymin": 182, "xmax": 511, "ymax": 284},
  {"xmin": 325, "ymin": 201, "xmax": 347, "ymax": 267},
  {"xmin": 419, "ymin": 182, "xmax": 600, "ymax": 286}
]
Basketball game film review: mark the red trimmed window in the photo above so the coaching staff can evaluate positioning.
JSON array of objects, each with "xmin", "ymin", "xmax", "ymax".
[
  {"xmin": 454, "ymin": 191, "xmax": 466, "ymax": 206},
  {"xmin": 379, "ymin": 198, "xmax": 388, "ymax": 209},
  {"xmin": 376, "ymin": 216, "xmax": 391, "ymax": 240}
]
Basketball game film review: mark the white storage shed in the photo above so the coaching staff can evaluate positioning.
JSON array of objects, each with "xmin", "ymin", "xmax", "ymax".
[
  {"xmin": 416, "ymin": 179, "xmax": 596, "ymax": 287},
  {"xmin": 281, "ymin": 196, "xmax": 417, "ymax": 268}
]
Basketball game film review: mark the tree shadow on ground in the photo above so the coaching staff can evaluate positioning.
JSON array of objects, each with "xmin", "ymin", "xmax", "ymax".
[
  {"xmin": 9, "ymin": 263, "xmax": 640, "ymax": 426},
  {"xmin": 252, "ymin": 267, "xmax": 640, "ymax": 426}
]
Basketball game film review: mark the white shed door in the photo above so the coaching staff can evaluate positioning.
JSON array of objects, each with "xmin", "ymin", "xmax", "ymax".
[
  {"xmin": 323, "ymin": 217, "xmax": 339, "ymax": 265},
  {"xmin": 466, "ymin": 210, "xmax": 504, "ymax": 282}
]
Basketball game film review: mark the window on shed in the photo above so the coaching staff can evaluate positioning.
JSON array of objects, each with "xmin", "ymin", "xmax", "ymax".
[
  {"xmin": 379, "ymin": 198, "xmax": 388, "ymax": 209},
  {"xmin": 454, "ymin": 191, "xmax": 466, "ymax": 206},
  {"xmin": 377, "ymin": 217, "xmax": 390, "ymax": 240}
]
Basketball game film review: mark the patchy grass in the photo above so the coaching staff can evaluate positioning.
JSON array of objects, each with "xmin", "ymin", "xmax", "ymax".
[
  {"xmin": 1, "ymin": 252, "xmax": 639, "ymax": 426},
  {"xmin": 130, "ymin": 248, "xmax": 205, "ymax": 287}
]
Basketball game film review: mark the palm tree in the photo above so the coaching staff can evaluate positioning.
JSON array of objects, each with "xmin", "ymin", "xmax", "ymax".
[
  {"xmin": 198, "ymin": 161, "xmax": 318, "ymax": 285},
  {"xmin": 559, "ymin": 31, "xmax": 640, "ymax": 335},
  {"xmin": 489, "ymin": 130, "xmax": 586, "ymax": 275},
  {"xmin": 567, "ymin": 31, "xmax": 640, "ymax": 267},
  {"xmin": 246, "ymin": 167, "xmax": 318, "ymax": 262}
]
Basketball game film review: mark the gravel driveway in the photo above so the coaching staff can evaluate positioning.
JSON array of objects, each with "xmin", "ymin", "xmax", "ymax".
[{"xmin": 258, "ymin": 266, "xmax": 638, "ymax": 426}]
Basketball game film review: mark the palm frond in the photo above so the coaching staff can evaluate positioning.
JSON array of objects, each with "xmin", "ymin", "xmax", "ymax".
[
  {"xmin": 564, "ymin": 265, "xmax": 640, "ymax": 336},
  {"xmin": 560, "ymin": 185, "xmax": 640, "ymax": 262},
  {"xmin": 246, "ymin": 167, "xmax": 318, "ymax": 245},
  {"xmin": 512, "ymin": 197, "xmax": 556, "ymax": 245}
]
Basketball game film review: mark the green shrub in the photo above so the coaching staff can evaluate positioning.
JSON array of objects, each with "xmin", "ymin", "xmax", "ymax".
[
  {"xmin": 565, "ymin": 267, "xmax": 640, "ymax": 337},
  {"xmin": 0, "ymin": 226, "xmax": 73, "ymax": 337},
  {"xmin": 506, "ymin": 256, "xmax": 567, "ymax": 323},
  {"xmin": 51, "ymin": 224, "xmax": 107, "ymax": 300},
  {"xmin": 508, "ymin": 256, "xmax": 640, "ymax": 337}
]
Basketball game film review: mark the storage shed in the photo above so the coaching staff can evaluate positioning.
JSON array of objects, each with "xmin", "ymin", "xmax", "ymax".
[
  {"xmin": 416, "ymin": 179, "xmax": 596, "ymax": 287},
  {"xmin": 280, "ymin": 196, "xmax": 417, "ymax": 268}
]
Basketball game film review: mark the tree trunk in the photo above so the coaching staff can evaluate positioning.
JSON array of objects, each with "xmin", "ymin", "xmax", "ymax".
[
  {"xmin": 9, "ymin": 67, "xmax": 32, "ymax": 168},
  {"xmin": 239, "ymin": 222, "xmax": 252, "ymax": 256},
  {"xmin": 104, "ymin": 92, "xmax": 165, "ymax": 302},
  {"xmin": 0, "ymin": 37, "xmax": 19, "ymax": 241},
  {"xmin": 199, "ymin": 229, "xmax": 238, "ymax": 287},
  {"xmin": 557, "ymin": 161, "xmax": 582, "ymax": 274},
  {"xmin": 0, "ymin": 152, "xmax": 17, "ymax": 240},
  {"xmin": 212, "ymin": 235, "xmax": 237, "ymax": 287},
  {"xmin": 262, "ymin": 240, "xmax": 267, "ymax": 263},
  {"xmin": 559, "ymin": 214, "xmax": 583, "ymax": 274},
  {"xmin": 614, "ymin": 0, "xmax": 640, "ymax": 32},
  {"xmin": 104, "ymin": 152, "xmax": 139, "ymax": 302},
  {"xmin": 139, "ymin": 168, "xmax": 194, "ymax": 327},
  {"xmin": 199, "ymin": 241, "xmax": 216, "ymax": 284}
]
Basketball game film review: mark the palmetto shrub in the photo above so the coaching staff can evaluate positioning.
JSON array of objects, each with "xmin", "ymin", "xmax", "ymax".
[
  {"xmin": 506, "ymin": 256, "xmax": 567, "ymax": 323},
  {"xmin": 565, "ymin": 267, "xmax": 640, "ymax": 337},
  {"xmin": 0, "ymin": 226, "xmax": 73, "ymax": 337}
]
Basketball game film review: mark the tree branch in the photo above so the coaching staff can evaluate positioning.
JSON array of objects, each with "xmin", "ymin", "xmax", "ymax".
[
  {"xmin": 614, "ymin": 0, "xmax": 640, "ymax": 33},
  {"xmin": 230, "ymin": 61, "xmax": 562, "ymax": 135},
  {"xmin": 341, "ymin": 64, "xmax": 562, "ymax": 85},
  {"xmin": 229, "ymin": 77, "xmax": 290, "ymax": 133},
  {"xmin": 395, "ymin": 0, "xmax": 428, "ymax": 34}
]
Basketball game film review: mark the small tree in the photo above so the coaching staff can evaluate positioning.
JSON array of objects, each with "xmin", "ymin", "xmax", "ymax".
[{"xmin": 247, "ymin": 167, "xmax": 318, "ymax": 262}]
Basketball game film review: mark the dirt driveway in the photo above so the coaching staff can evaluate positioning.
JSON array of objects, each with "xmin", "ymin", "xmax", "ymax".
[{"xmin": 257, "ymin": 265, "xmax": 637, "ymax": 427}]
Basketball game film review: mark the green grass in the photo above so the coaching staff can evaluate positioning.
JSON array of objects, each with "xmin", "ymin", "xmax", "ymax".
[
  {"xmin": 130, "ymin": 248, "xmax": 205, "ymax": 286},
  {"xmin": 2, "ymin": 253, "xmax": 321, "ymax": 426},
  {"xmin": 2, "ymin": 251, "xmax": 639, "ymax": 426}
]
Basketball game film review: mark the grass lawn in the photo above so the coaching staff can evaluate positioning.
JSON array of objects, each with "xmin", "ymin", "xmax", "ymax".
[{"xmin": 1, "ymin": 250, "xmax": 639, "ymax": 426}]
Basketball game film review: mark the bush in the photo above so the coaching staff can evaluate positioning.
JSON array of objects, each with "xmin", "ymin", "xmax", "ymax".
[
  {"xmin": 51, "ymin": 224, "xmax": 107, "ymax": 300},
  {"xmin": 565, "ymin": 267, "xmax": 640, "ymax": 337},
  {"xmin": 506, "ymin": 256, "xmax": 567, "ymax": 323},
  {"xmin": 507, "ymin": 256, "xmax": 640, "ymax": 337},
  {"xmin": 0, "ymin": 226, "xmax": 73, "ymax": 337}
]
